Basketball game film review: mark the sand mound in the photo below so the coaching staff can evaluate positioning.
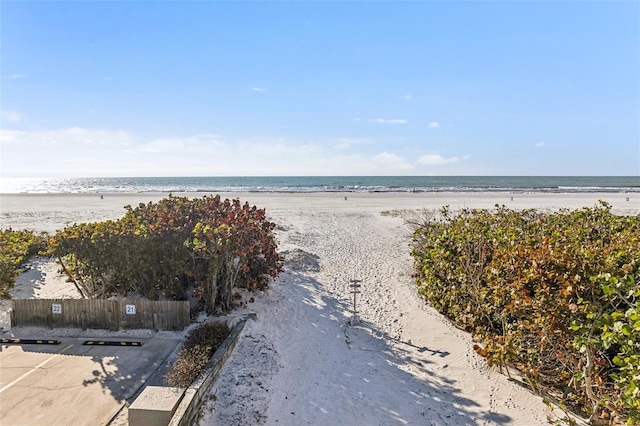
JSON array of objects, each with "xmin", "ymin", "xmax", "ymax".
[{"xmin": 281, "ymin": 248, "xmax": 320, "ymax": 272}]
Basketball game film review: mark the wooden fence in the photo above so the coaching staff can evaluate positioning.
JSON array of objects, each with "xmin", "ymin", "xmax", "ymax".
[{"xmin": 11, "ymin": 299, "xmax": 191, "ymax": 331}]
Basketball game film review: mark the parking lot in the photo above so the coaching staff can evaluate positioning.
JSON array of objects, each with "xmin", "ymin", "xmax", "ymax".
[{"xmin": 0, "ymin": 336, "xmax": 181, "ymax": 425}]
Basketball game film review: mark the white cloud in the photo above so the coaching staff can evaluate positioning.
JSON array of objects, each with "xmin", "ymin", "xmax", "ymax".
[
  {"xmin": 1, "ymin": 127, "xmax": 131, "ymax": 147},
  {"xmin": 2, "ymin": 74, "xmax": 26, "ymax": 80},
  {"xmin": 333, "ymin": 142, "xmax": 351, "ymax": 150},
  {"xmin": 1, "ymin": 127, "xmax": 422, "ymax": 177},
  {"xmin": 417, "ymin": 154, "xmax": 465, "ymax": 166},
  {"xmin": 368, "ymin": 118, "xmax": 408, "ymax": 124},
  {"xmin": 252, "ymin": 87, "xmax": 267, "ymax": 92},
  {"xmin": 331, "ymin": 137, "xmax": 371, "ymax": 151},
  {"xmin": 402, "ymin": 95, "xmax": 412, "ymax": 101},
  {"xmin": 535, "ymin": 142, "xmax": 545, "ymax": 148},
  {"xmin": 428, "ymin": 122, "xmax": 440, "ymax": 128},
  {"xmin": 1, "ymin": 127, "xmax": 135, "ymax": 176},
  {"xmin": 1, "ymin": 110, "xmax": 24, "ymax": 122},
  {"xmin": 139, "ymin": 133, "xmax": 224, "ymax": 154},
  {"xmin": 370, "ymin": 152, "xmax": 414, "ymax": 171}
]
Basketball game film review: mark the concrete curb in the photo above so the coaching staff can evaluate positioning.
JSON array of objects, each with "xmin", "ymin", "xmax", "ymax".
[
  {"xmin": 107, "ymin": 337, "xmax": 183, "ymax": 425},
  {"xmin": 167, "ymin": 314, "xmax": 252, "ymax": 426}
]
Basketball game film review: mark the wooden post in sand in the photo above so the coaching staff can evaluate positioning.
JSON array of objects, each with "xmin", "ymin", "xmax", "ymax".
[{"xmin": 349, "ymin": 279, "xmax": 362, "ymax": 325}]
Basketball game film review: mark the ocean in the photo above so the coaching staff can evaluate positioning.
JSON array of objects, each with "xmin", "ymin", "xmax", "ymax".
[{"xmin": 1, "ymin": 176, "xmax": 638, "ymax": 194}]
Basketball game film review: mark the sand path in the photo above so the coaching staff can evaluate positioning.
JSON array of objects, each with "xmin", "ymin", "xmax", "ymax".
[{"xmin": 200, "ymin": 210, "xmax": 553, "ymax": 425}]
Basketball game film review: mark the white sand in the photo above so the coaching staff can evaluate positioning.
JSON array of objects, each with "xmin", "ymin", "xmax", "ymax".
[
  {"xmin": 2, "ymin": 192, "xmax": 637, "ymax": 425},
  {"xmin": 1, "ymin": 192, "xmax": 637, "ymax": 234}
]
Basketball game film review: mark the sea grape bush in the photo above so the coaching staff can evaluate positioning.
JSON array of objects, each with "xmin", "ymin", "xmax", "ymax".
[
  {"xmin": 0, "ymin": 229, "xmax": 47, "ymax": 298},
  {"xmin": 410, "ymin": 203, "xmax": 640, "ymax": 425},
  {"xmin": 571, "ymin": 273, "xmax": 640, "ymax": 423},
  {"xmin": 187, "ymin": 196, "xmax": 283, "ymax": 312},
  {"xmin": 49, "ymin": 195, "xmax": 282, "ymax": 313}
]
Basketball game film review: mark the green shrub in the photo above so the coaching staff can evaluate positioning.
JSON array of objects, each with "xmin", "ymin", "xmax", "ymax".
[
  {"xmin": 411, "ymin": 203, "xmax": 640, "ymax": 424},
  {"xmin": 50, "ymin": 195, "xmax": 283, "ymax": 312},
  {"xmin": 165, "ymin": 321, "xmax": 231, "ymax": 387},
  {"xmin": 0, "ymin": 229, "xmax": 47, "ymax": 298}
]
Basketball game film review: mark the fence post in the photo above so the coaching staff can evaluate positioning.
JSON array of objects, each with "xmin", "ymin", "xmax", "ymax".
[
  {"xmin": 81, "ymin": 310, "xmax": 88, "ymax": 330},
  {"xmin": 349, "ymin": 279, "xmax": 362, "ymax": 325},
  {"xmin": 112, "ymin": 300, "xmax": 120, "ymax": 331}
]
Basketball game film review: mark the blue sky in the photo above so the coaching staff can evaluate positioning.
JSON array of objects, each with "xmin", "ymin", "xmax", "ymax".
[{"xmin": 1, "ymin": 1, "xmax": 638, "ymax": 177}]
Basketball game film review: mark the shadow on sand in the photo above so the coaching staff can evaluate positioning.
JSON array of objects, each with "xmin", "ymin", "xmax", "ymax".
[{"xmin": 269, "ymin": 270, "xmax": 512, "ymax": 425}]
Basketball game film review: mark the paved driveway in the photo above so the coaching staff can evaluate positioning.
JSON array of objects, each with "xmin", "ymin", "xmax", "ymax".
[{"xmin": 0, "ymin": 337, "xmax": 181, "ymax": 425}]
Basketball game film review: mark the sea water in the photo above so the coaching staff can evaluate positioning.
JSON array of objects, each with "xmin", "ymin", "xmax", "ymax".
[{"xmin": 1, "ymin": 176, "xmax": 638, "ymax": 194}]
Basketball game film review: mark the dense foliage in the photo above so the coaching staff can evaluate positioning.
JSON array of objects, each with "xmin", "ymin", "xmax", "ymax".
[
  {"xmin": 49, "ymin": 195, "xmax": 283, "ymax": 313},
  {"xmin": 0, "ymin": 229, "xmax": 47, "ymax": 298},
  {"xmin": 411, "ymin": 203, "xmax": 640, "ymax": 425},
  {"xmin": 165, "ymin": 321, "xmax": 231, "ymax": 387}
]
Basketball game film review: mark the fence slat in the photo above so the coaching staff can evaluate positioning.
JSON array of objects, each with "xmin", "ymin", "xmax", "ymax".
[{"xmin": 11, "ymin": 299, "xmax": 190, "ymax": 331}]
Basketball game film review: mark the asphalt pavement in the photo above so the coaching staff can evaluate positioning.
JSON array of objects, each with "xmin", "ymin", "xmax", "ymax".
[{"xmin": 0, "ymin": 336, "xmax": 181, "ymax": 425}]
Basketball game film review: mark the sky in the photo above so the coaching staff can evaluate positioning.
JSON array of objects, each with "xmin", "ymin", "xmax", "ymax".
[{"xmin": 1, "ymin": 1, "xmax": 639, "ymax": 178}]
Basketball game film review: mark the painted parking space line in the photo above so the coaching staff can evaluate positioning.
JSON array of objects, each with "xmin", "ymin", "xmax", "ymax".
[{"xmin": 0, "ymin": 343, "xmax": 74, "ymax": 394}]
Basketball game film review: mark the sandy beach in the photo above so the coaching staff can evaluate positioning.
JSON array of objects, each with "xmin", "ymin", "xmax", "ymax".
[
  {"xmin": 1, "ymin": 191, "xmax": 637, "ymax": 234},
  {"xmin": 1, "ymin": 192, "xmax": 638, "ymax": 425}
]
